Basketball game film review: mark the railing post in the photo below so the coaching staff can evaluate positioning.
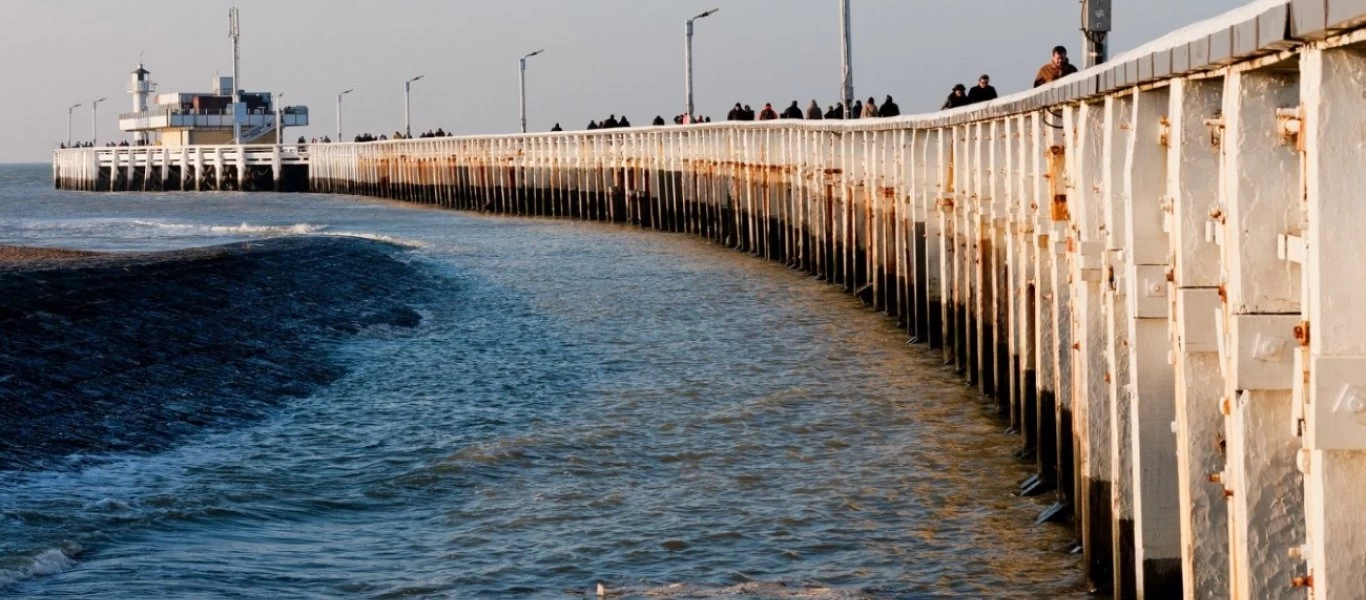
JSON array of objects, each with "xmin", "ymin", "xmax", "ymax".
[
  {"xmin": 1298, "ymin": 42, "xmax": 1366, "ymax": 600},
  {"xmin": 1218, "ymin": 66, "xmax": 1306, "ymax": 600},
  {"xmin": 1165, "ymin": 75, "xmax": 1225, "ymax": 599}
]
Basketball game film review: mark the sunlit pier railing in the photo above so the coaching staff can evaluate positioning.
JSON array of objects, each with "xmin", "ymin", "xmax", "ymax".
[{"xmin": 55, "ymin": 0, "xmax": 1366, "ymax": 596}]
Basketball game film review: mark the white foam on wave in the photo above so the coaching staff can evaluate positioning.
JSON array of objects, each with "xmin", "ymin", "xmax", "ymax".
[
  {"xmin": 322, "ymin": 231, "xmax": 428, "ymax": 249},
  {"xmin": 0, "ymin": 547, "xmax": 80, "ymax": 589},
  {"xmin": 128, "ymin": 220, "xmax": 429, "ymax": 248},
  {"xmin": 132, "ymin": 220, "xmax": 329, "ymax": 236}
]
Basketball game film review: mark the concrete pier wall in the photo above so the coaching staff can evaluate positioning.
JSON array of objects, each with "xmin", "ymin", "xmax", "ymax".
[{"xmin": 49, "ymin": 0, "xmax": 1366, "ymax": 597}]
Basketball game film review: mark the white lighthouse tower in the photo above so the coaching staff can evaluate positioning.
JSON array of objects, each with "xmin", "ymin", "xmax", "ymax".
[{"xmin": 127, "ymin": 64, "xmax": 155, "ymax": 144}]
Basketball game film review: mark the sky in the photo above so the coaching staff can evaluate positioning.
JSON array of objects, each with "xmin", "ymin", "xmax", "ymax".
[{"xmin": 0, "ymin": 0, "xmax": 1254, "ymax": 163}]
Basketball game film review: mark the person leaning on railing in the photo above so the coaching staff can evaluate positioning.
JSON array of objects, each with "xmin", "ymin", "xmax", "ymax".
[{"xmin": 1034, "ymin": 46, "xmax": 1079, "ymax": 87}]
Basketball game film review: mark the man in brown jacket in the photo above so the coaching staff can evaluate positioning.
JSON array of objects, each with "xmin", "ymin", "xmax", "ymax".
[{"xmin": 1034, "ymin": 45, "xmax": 1079, "ymax": 87}]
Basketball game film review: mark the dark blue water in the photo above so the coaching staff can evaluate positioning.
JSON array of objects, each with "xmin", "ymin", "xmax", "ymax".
[{"xmin": 0, "ymin": 164, "xmax": 1081, "ymax": 598}]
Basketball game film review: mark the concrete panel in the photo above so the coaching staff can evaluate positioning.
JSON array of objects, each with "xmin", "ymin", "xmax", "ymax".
[
  {"xmin": 1211, "ymin": 27, "xmax": 1235, "ymax": 65},
  {"xmin": 1190, "ymin": 38, "xmax": 1212, "ymax": 71},
  {"xmin": 1326, "ymin": 0, "xmax": 1366, "ymax": 29},
  {"xmin": 1154, "ymin": 49, "xmax": 1173, "ymax": 80},
  {"xmin": 1291, "ymin": 0, "xmax": 1329, "ymax": 38},
  {"xmin": 1258, "ymin": 4, "xmax": 1295, "ymax": 49},
  {"xmin": 1138, "ymin": 55, "xmax": 1155, "ymax": 84},
  {"xmin": 1124, "ymin": 60, "xmax": 1140, "ymax": 87},
  {"xmin": 1235, "ymin": 18, "xmax": 1262, "ymax": 57},
  {"xmin": 1173, "ymin": 44, "xmax": 1192, "ymax": 73}
]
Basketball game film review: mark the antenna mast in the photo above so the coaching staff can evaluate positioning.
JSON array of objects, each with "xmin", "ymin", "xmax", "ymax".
[{"xmin": 229, "ymin": 7, "xmax": 242, "ymax": 144}]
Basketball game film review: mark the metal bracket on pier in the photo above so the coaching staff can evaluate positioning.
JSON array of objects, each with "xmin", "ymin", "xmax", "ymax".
[
  {"xmin": 1277, "ymin": 233, "xmax": 1306, "ymax": 264},
  {"xmin": 1218, "ymin": 314, "xmax": 1301, "ymax": 391},
  {"xmin": 1307, "ymin": 356, "xmax": 1366, "ymax": 451}
]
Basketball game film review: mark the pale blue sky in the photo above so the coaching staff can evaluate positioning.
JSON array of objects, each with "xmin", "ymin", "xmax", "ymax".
[{"xmin": 0, "ymin": 0, "xmax": 1250, "ymax": 162}]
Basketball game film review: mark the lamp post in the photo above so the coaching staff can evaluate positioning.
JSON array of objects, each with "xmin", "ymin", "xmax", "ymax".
[
  {"xmin": 337, "ymin": 88, "xmax": 353, "ymax": 142},
  {"xmin": 839, "ymin": 0, "xmax": 853, "ymax": 119},
  {"xmin": 66, "ymin": 103, "xmax": 82, "ymax": 147},
  {"xmin": 404, "ymin": 75, "xmax": 424, "ymax": 138},
  {"xmin": 91, "ymin": 97, "xmax": 107, "ymax": 145},
  {"xmin": 519, "ymin": 49, "xmax": 544, "ymax": 134},
  {"xmin": 684, "ymin": 8, "xmax": 718, "ymax": 122},
  {"xmin": 275, "ymin": 92, "xmax": 285, "ymax": 145}
]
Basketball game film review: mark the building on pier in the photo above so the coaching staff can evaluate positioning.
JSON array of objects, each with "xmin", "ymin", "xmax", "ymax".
[{"xmin": 117, "ymin": 65, "xmax": 308, "ymax": 147}]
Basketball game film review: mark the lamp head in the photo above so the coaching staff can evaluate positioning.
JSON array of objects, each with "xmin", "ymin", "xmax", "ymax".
[{"xmin": 693, "ymin": 8, "xmax": 719, "ymax": 20}]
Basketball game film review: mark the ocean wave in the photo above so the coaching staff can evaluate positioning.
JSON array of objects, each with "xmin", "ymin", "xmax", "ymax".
[
  {"xmin": 132, "ymin": 220, "xmax": 329, "ymax": 235},
  {"xmin": 0, "ymin": 546, "xmax": 81, "ymax": 589}
]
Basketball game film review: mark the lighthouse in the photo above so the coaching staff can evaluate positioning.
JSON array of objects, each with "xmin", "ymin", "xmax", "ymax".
[{"xmin": 128, "ymin": 64, "xmax": 155, "ymax": 144}]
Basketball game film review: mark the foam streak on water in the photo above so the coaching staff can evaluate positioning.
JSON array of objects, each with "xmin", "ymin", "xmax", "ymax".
[{"xmin": 0, "ymin": 165, "xmax": 1081, "ymax": 598}]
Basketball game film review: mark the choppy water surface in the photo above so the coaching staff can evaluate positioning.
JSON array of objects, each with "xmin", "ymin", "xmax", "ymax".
[{"xmin": 0, "ymin": 164, "xmax": 1080, "ymax": 598}]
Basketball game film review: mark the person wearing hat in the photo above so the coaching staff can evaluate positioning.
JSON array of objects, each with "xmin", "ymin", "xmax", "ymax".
[{"xmin": 941, "ymin": 84, "xmax": 971, "ymax": 110}]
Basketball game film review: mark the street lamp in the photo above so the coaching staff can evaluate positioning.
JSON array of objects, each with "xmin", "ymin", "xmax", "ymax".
[
  {"xmin": 519, "ymin": 49, "xmax": 544, "ymax": 134},
  {"xmin": 66, "ymin": 103, "xmax": 82, "ymax": 147},
  {"xmin": 404, "ymin": 75, "xmax": 424, "ymax": 138},
  {"xmin": 839, "ymin": 0, "xmax": 854, "ymax": 119},
  {"xmin": 684, "ymin": 8, "xmax": 719, "ymax": 123},
  {"xmin": 337, "ymin": 88, "xmax": 354, "ymax": 142},
  {"xmin": 276, "ymin": 92, "xmax": 285, "ymax": 145},
  {"xmin": 91, "ymin": 97, "xmax": 107, "ymax": 145}
]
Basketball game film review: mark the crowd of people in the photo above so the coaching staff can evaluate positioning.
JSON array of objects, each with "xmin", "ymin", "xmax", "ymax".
[
  {"xmin": 57, "ymin": 46, "xmax": 1085, "ymax": 145},
  {"xmin": 59, "ymin": 140, "xmax": 154, "ymax": 149},
  {"xmin": 941, "ymin": 45, "xmax": 1078, "ymax": 109},
  {"xmin": 715, "ymin": 95, "xmax": 902, "ymax": 122}
]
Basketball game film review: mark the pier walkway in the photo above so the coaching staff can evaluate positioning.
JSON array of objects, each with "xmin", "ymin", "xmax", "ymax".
[{"xmin": 51, "ymin": 0, "xmax": 1366, "ymax": 597}]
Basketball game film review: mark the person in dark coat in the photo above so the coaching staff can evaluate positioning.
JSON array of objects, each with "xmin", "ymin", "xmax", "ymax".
[
  {"xmin": 742, "ymin": 104, "xmax": 755, "ymax": 120},
  {"xmin": 1034, "ymin": 46, "xmax": 1079, "ymax": 87},
  {"xmin": 550, "ymin": 123, "xmax": 563, "ymax": 132},
  {"xmin": 652, "ymin": 115, "xmax": 667, "ymax": 126},
  {"xmin": 805, "ymin": 100, "xmax": 823, "ymax": 120},
  {"xmin": 851, "ymin": 99, "xmax": 863, "ymax": 119},
  {"xmin": 878, "ymin": 95, "xmax": 901, "ymax": 117},
  {"xmin": 968, "ymin": 74, "xmax": 998, "ymax": 103},
  {"xmin": 942, "ymin": 84, "xmax": 971, "ymax": 109},
  {"xmin": 602, "ymin": 115, "xmax": 619, "ymax": 128},
  {"xmin": 618, "ymin": 115, "xmax": 632, "ymax": 127},
  {"xmin": 758, "ymin": 103, "xmax": 779, "ymax": 121},
  {"xmin": 727, "ymin": 103, "xmax": 744, "ymax": 121},
  {"xmin": 780, "ymin": 101, "xmax": 803, "ymax": 119},
  {"xmin": 587, "ymin": 121, "xmax": 599, "ymax": 130}
]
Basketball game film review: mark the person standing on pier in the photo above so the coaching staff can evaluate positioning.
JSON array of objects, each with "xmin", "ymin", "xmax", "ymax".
[
  {"xmin": 1034, "ymin": 46, "xmax": 1079, "ymax": 87},
  {"xmin": 942, "ymin": 84, "xmax": 970, "ymax": 109},
  {"xmin": 861, "ymin": 97, "xmax": 879, "ymax": 118},
  {"xmin": 878, "ymin": 95, "xmax": 901, "ymax": 117},
  {"xmin": 758, "ymin": 103, "xmax": 778, "ymax": 121},
  {"xmin": 781, "ymin": 101, "xmax": 803, "ymax": 119},
  {"xmin": 851, "ymin": 99, "xmax": 863, "ymax": 119},
  {"xmin": 968, "ymin": 75, "xmax": 999, "ymax": 103},
  {"xmin": 806, "ymin": 100, "xmax": 823, "ymax": 120}
]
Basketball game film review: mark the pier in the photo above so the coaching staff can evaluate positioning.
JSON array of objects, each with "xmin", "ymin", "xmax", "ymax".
[
  {"xmin": 49, "ymin": 0, "xmax": 1366, "ymax": 597},
  {"xmin": 52, "ymin": 144, "xmax": 309, "ymax": 192}
]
